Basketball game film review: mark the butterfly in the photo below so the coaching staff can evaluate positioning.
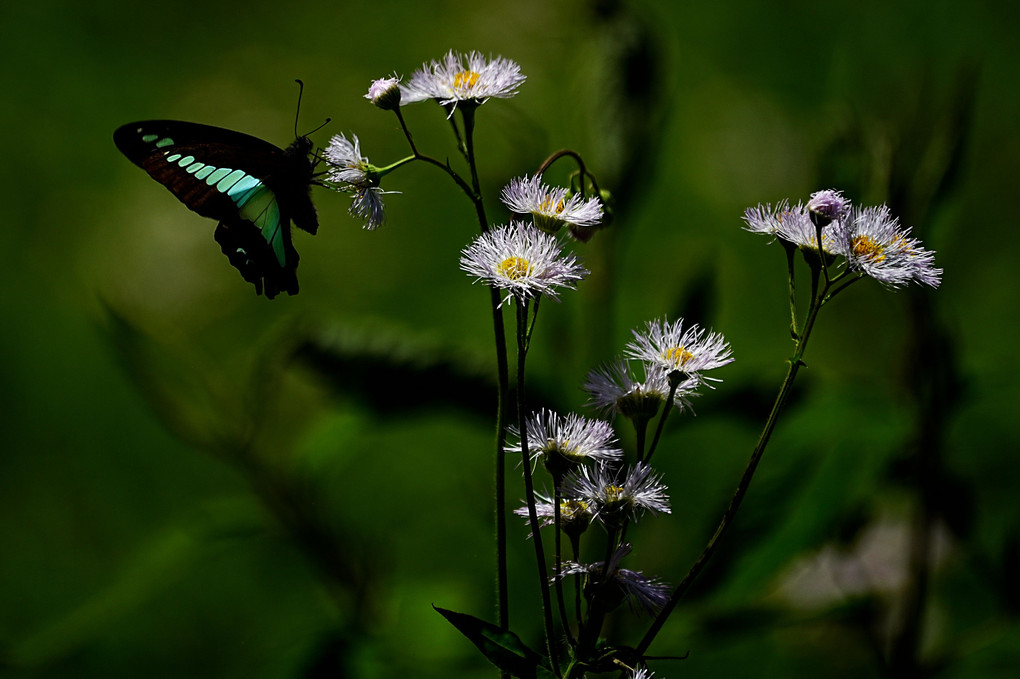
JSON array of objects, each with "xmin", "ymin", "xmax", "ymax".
[{"xmin": 114, "ymin": 110, "xmax": 321, "ymax": 298}]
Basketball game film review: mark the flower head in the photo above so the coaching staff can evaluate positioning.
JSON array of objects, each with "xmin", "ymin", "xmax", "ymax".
[
  {"xmin": 625, "ymin": 318, "xmax": 733, "ymax": 386},
  {"xmin": 584, "ymin": 358, "xmax": 696, "ymax": 421},
  {"xmin": 743, "ymin": 199, "xmax": 840, "ymax": 254},
  {"xmin": 365, "ymin": 76, "xmax": 402, "ymax": 110},
  {"xmin": 834, "ymin": 205, "xmax": 942, "ymax": 288},
  {"xmin": 323, "ymin": 133, "xmax": 387, "ymax": 229},
  {"xmin": 564, "ymin": 463, "xmax": 670, "ymax": 527},
  {"xmin": 459, "ymin": 221, "xmax": 588, "ymax": 305},
  {"xmin": 514, "ymin": 494, "xmax": 593, "ymax": 537},
  {"xmin": 555, "ymin": 543, "xmax": 670, "ymax": 615},
  {"xmin": 402, "ymin": 50, "xmax": 525, "ymax": 110},
  {"xmin": 501, "ymin": 174, "xmax": 603, "ymax": 236},
  {"xmin": 509, "ymin": 409, "xmax": 622, "ymax": 482}
]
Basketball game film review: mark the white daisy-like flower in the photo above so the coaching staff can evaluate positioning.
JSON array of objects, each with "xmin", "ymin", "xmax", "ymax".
[
  {"xmin": 500, "ymin": 174, "xmax": 603, "ymax": 235},
  {"xmin": 554, "ymin": 543, "xmax": 670, "ymax": 615},
  {"xmin": 402, "ymin": 50, "xmax": 525, "ymax": 109},
  {"xmin": 584, "ymin": 358, "xmax": 696, "ymax": 419},
  {"xmin": 323, "ymin": 133, "xmax": 387, "ymax": 230},
  {"xmin": 509, "ymin": 409, "xmax": 622, "ymax": 466},
  {"xmin": 833, "ymin": 205, "xmax": 942, "ymax": 288},
  {"xmin": 564, "ymin": 463, "xmax": 670, "ymax": 526},
  {"xmin": 364, "ymin": 76, "xmax": 402, "ymax": 110},
  {"xmin": 742, "ymin": 199, "xmax": 795, "ymax": 238},
  {"xmin": 743, "ymin": 200, "xmax": 840, "ymax": 253},
  {"xmin": 459, "ymin": 221, "xmax": 589, "ymax": 305},
  {"xmin": 513, "ymin": 494, "xmax": 593, "ymax": 536},
  {"xmin": 324, "ymin": 133, "xmax": 371, "ymax": 185},
  {"xmin": 625, "ymin": 318, "xmax": 733, "ymax": 385}
]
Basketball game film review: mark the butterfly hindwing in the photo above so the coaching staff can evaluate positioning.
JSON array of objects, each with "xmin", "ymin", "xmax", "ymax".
[{"xmin": 113, "ymin": 120, "xmax": 318, "ymax": 298}]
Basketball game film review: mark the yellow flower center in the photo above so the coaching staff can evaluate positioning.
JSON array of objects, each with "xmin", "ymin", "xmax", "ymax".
[
  {"xmin": 604, "ymin": 484, "xmax": 625, "ymax": 503},
  {"xmin": 560, "ymin": 499, "xmax": 589, "ymax": 521},
  {"xmin": 498, "ymin": 256, "xmax": 532, "ymax": 280},
  {"xmin": 891, "ymin": 234, "xmax": 914, "ymax": 256},
  {"xmin": 454, "ymin": 70, "xmax": 481, "ymax": 90},
  {"xmin": 852, "ymin": 235, "xmax": 886, "ymax": 262},
  {"xmin": 539, "ymin": 195, "xmax": 567, "ymax": 215},
  {"xmin": 663, "ymin": 346, "xmax": 694, "ymax": 368}
]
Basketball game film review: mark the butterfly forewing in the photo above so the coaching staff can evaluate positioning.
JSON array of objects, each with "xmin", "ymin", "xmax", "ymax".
[{"xmin": 114, "ymin": 120, "xmax": 318, "ymax": 298}]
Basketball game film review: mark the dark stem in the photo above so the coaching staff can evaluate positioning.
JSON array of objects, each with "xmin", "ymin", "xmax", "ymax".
[{"xmin": 553, "ymin": 485, "xmax": 577, "ymax": 647}]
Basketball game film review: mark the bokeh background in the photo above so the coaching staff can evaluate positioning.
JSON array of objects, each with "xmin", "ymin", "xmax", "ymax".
[{"xmin": 3, "ymin": 0, "xmax": 1019, "ymax": 677}]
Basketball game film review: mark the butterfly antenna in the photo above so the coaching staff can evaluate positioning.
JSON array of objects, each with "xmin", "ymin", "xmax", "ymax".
[{"xmin": 294, "ymin": 79, "xmax": 305, "ymax": 139}]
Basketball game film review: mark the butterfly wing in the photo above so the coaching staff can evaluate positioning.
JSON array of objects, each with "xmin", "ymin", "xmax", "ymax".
[{"xmin": 114, "ymin": 120, "xmax": 318, "ymax": 297}]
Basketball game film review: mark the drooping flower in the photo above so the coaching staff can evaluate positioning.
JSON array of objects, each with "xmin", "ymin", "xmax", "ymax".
[
  {"xmin": 402, "ymin": 50, "xmax": 525, "ymax": 110},
  {"xmin": 554, "ymin": 543, "xmax": 670, "ymax": 614},
  {"xmin": 833, "ymin": 205, "xmax": 942, "ymax": 288},
  {"xmin": 322, "ymin": 133, "xmax": 387, "ymax": 229},
  {"xmin": 584, "ymin": 357, "xmax": 696, "ymax": 420},
  {"xmin": 564, "ymin": 463, "xmax": 670, "ymax": 527},
  {"xmin": 625, "ymin": 318, "xmax": 733, "ymax": 386},
  {"xmin": 500, "ymin": 174, "xmax": 603, "ymax": 236},
  {"xmin": 459, "ymin": 221, "xmax": 588, "ymax": 305}
]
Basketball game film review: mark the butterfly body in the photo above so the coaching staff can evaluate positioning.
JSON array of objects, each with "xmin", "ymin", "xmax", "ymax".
[{"xmin": 114, "ymin": 120, "xmax": 319, "ymax": 298}]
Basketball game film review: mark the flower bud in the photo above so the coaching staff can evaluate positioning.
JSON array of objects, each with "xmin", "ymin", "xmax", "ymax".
[
  {"xmin": 365, "ymin": 77, "xmax": 402, "ymax": 110},
  {"xmin": 807, "ymin": 189, "xmax": 850, "ymax": 228}
]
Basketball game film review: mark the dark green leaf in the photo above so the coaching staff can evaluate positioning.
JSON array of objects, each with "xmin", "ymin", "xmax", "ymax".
[{"xmin": 433, "ymin": 606, "xmax": 552, "ymax": 678}]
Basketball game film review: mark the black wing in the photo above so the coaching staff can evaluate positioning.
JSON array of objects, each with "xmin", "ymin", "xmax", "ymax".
[{"xmin": 114, "ymin": 120, "xmax": 318, "ymax": 297}]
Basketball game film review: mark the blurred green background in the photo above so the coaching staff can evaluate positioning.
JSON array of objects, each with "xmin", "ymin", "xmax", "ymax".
[{"xmin": 3, "ymin": 0, "xmax": 1019, "ymax": 676}]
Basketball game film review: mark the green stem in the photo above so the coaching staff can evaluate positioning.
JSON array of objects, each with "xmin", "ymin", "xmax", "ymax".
[
  {"xmin": 450, "ymin": 103, "xmax": 510, "ymax": 646},
  {"xmin": 635, "ymin": 283, "xmax": 829, "ymax": 656},
  {"xmin": 784, "ymin": 242, "xmax": 799, "ymax": 340},
  {"xmin": 515, "ymin": 300, "xmax": 560, "ymax": 673}
]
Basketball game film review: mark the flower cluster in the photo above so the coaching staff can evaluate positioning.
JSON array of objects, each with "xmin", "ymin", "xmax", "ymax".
[
  {"xmin": 325, "ymin": 51, "xmax": 528, "ymax": 229},
  {"xmin": 743, "ymin": 189, "xmax": 942, "ymax": 288}
]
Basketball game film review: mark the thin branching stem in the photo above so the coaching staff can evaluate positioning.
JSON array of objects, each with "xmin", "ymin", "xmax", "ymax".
[{"xmin": 636, "ymin": 280, "xmax": 830, "ymax": 656}]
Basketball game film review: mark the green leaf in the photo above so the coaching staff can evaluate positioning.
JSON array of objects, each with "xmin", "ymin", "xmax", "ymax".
[{"xmin": 433, "ymin": 606, "xmax": 553, "ymax": 678}]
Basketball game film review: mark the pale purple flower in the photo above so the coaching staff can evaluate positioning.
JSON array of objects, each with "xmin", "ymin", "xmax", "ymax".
[
  {"xmin": 459, "ymin": 221, "xmax": 588, "ymax": 305},
  {"xmin": 554, "ymin": 543, "xmax": 670, "ymax": 614},
  {"xmin": 833, "ymin": 205, "xmax": 942, "ymax": 288},
  {"xmin": 564, "ymin": 463, "xmax": 670, "ymax": 525},
  {"xmin": 743, "ymin": 199, "xmax": 840, "ymax": 253},
  {"xmin": 402, "ymin": 50, "xmax": 525, "ymax": 109},
  {"xmin": 625, "ymin": 318, "xmax": 733, "ymax": 386},
  {"xmin": 807, "ymin": 188, "xmax": 851, "ymax": 227},
  {"xmin": 501, "ymin": 174, "xmax": 603, "ymax": 235},
  {"xmin": 509, "ymin": 409, "xmax": 622, "ymax": 467}
]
